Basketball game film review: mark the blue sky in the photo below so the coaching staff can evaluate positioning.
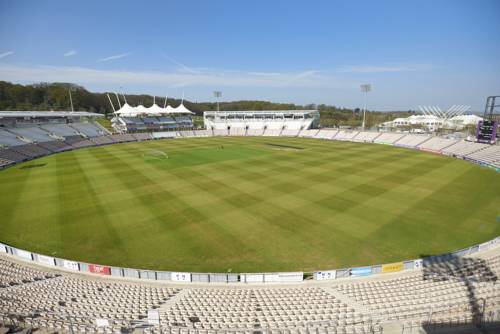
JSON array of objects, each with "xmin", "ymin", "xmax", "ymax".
[{"xmin": 0, "ymin": 0, "xmax": 499, "ymax": 111}]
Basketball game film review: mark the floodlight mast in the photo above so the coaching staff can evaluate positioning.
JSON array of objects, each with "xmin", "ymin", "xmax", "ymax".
[
  {"xmin": 360, "ymin": 84, "xmax": 371, "ymax": 130},
  {"xmin": 214, "ymin": 91, "xmax": 222, "ymax": 113}
]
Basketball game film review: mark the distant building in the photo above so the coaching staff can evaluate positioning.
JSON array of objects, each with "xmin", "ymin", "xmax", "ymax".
[{"xmin": 379, "ymin": 114, "xmax": 483, "ymax": 132}]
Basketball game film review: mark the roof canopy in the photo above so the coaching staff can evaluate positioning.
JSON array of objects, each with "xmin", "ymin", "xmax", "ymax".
[
  {"xmin": 0, "ymin": 111, "xmax": 103, "ymax": 118},
  {"xmin": 115, "ymin": 103, "xmax": 139, "ymax": 116},
  {"xmin": 147, "ymin": 103, "xmax": 165, "ymax": 115},
  {"xmin": 172, "ymin": 103, "xmax": 195, "ymax": 114},
  {"xmin": 115, "ymin": 103, "xmax": 194, "ymax": 116}
]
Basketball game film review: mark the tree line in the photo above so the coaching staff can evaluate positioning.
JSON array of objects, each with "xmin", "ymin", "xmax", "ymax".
[{"xmin": 0, "ymin": 81, "xmax": 414, "ymax": 128}]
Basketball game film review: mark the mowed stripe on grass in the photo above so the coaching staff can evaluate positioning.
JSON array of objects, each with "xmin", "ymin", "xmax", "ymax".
[{"xmin": 0, "ymin": 137, "xmax": 498, "ymax": 272}]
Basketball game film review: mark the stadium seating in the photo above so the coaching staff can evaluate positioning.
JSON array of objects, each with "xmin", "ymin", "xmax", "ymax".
[
  {"xmin": 299, "ymin": 129, "xmax": 320, "ymax": 138},
  {"xmin": 90, "ymin": 136, "xmax": 115, "ymax": 146},
  {"xmin": 352, "ymin": 131, "xmax": 381, "ymax": 142},
  {"xmin": 70, "ymin": 122, "xmax": 107, "ymax": 137},
  {"xmin": 441, "ymin": 140, "xmax": 489, "ymax": 158},
  {"xmin": 0, "ymin": 157, "xmax": 14, "ymax": 169},
  {"xmin": 393, "ymin": 134, "xmax": 430, "ymax": 148},
  {"xmin": 465, "ymin": 145, "xmax": 500, "ymax": 167},
  {"xmin": 1, "ymin": 247, "xmax": 499, "ymax": 333},
  {"xmin": 7, "ymin": 126, "xmax": 55, "ymax": 143},
  {"xmin": 40, "ymin": 124, "xmax": 80, "ymax": 137},
  {"xmin": 10, "ymin": 143, "xmax": 52, "ymax": 158},
  {"xmin": 373, "ymin": 132, "xmax": 406, "ymax": 145},
  {"xmin": 417, "ymin": 137, "xmax": 459, "ymax": 152},
  {"xmin": 37, "ymin": 140, "xmax": 73, "ymax": 153},
  {"xmin": 246, "ymin": 128, "xmax": 264, "ymax": 136},
  {"xmin": 334, "ymin": 130, "xmax": 360, "ymax": 141},
  {"xmin": 315, "ymin": 129, "xmax": 338, "ymax": 140},
  {"xmin": 281, "ymin": 128, "xmax": 301, "ymax": 137},
  {"xmin": 0, "ymin": 148, "xmax": 30, "ymax": 163},
  {"xmin": 0, "ymin": 129, "xmax": 29, "ymax": 147}
]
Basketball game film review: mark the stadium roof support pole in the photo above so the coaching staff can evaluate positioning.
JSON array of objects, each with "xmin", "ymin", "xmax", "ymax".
[
  {"xmin": 68, "ymin": 88, "xmax": 74, "ymax": 112},
  {"xmin": 360, "ymin": 84, "xmax": 371, "ymax": 130},
  {"xmin": 106, "ymin": 93, "xmax": 116, "ymax": 113},
  {"xmin": 114, "ymin": 93, "xmax": 122, "ymax": 109},
  {"xmin": 163, "ymin": 94, "xmax": 168, "ymax": 108}
]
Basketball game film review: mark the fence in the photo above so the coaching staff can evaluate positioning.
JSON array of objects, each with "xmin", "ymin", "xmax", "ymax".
[{"xmin": 1, "ymin": 236, "xmax": 498, "ymax": 285}]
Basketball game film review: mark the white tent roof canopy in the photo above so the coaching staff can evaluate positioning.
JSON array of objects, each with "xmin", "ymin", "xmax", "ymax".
[
  {"xmin": 115, "ymin": 103, "xmax": 139, "ymax": 116},
  {"xmin": 172, "ymin": 103, "xmax": 195, "ymax": 114},
  {"xmin": 115, "ymin": 103, "xmax": 194, "ymax": 115},
  {"xmin": 147, "ymin": 103, "xmax": 165, "ymax": 115}
]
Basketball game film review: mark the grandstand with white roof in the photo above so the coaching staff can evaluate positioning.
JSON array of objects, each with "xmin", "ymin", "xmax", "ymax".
[
  {"xmin": 111, "ymin": 101, "xmax": 195, "ymax": 133},
  {"xmin": 203, "ymin": 110, "xmax": 320, "ymax": 135}
]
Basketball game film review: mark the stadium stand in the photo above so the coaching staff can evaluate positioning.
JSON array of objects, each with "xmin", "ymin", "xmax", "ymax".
[
  {"xmin": 281, "ymin": 128, "xmax": 301, "ymax": 137},
  {"xmin": 373, "ymin": 132, "xmax": 406, "ymax": 145},
  {"xmin": 334, "ymin": 130, "xmax": 360, "ymax": 141},
  {"xmin": 315, "ymin": 129, "xmax": 338, "ymax": 140},
  {"xmin": 417, "ymin": 137, "xmax": 459, "ymax": 152},
  {"xmin": 70, "ymin": 122, "xmax": 108, "ymax": 137},
  {"xmin": 441, "ymin": 140, "xmax": 489, "ymax": 158},
  {"xmin": 40, "ymin": 123, "xmax": 80, "ymax": 137},
  {"xmin": 246, "ymin": 128, "xmax": 264, "ymax": 137},
  {"xmin": 6, "ymin": 126, "xmax": 55, "ymax": 143},
  {"xmin": 299, "ymin": 129, "xmax": 320, "ymax": 138},
  {"xmin": 0, "ymin": 129, "xmax": 29, "ymax": 147},
  {"xmin": 352, "ymin": 131, "xmax": 382, "ymax": 142},
  {"xmin": 466, "ymin": 145, "xmax": 500, "ymax": 167},
  {"xmin": 393, "ymin": 134, "xmax": 430, "ymax": 148},
  {"xmin": 1, "ymin": 245, "xmax": 499, "ymax": 333},
  {"xmin": 90, "ymin": 135, "xmax": 115, "ymax": 146},
  {"xmin": 0, "ymin": 157, "xmax": 14, "ymax": 169}
]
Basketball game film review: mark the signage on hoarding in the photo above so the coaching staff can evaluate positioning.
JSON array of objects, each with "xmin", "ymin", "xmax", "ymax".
[
  {"xmin": 315, "ymin": 270, "xmax": 336, "ymax": 280},
  {"xmin": 63, "ymin": 260, "xmax": 79, "ymax": 271},
  {"xmin": 89, "ymin": 264, "xmax": 111, "ymax": 275},
  {"xmin": 37, "ymin": 254, "xmax": 55, "ymax": 266},
  {"xmin": 171, "ymin": 272, "xmax": 191, "ymax": 282},
  {"xmin": 381, "ymin": 262, "xmax": 404, "ymax": 273},
  {"xmin": 351, "ymin": 266, "xmax": 372, "ymax": 276}
]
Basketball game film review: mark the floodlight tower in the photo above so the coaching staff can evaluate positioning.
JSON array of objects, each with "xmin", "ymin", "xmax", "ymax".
[
  {"xmin": 360, "ymin": 84, "xmax": 372, "ymax": 130},
  {"xmin": 214, "ymin": 91, "xmax": 222, "ymax": 112}
]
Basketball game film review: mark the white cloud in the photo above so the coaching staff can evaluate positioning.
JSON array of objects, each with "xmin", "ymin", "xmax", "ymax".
[
  {"xmin": 0, "ymin": 63, "xmax": 342, "ymax": 89},
  {"xmin": 97, "ymin": 52, "xmax": 131, "ymax": 62},
  {"xmin": 337, "ymin": 64, "xmax": 432, "ymax": 73},
  {"xmin": 63, "ymin": 50, "xmax": 77, "ymax": 57},
  {"xmin": 0, "ymin": 51, "xmax": 14, "ymax": 59}
]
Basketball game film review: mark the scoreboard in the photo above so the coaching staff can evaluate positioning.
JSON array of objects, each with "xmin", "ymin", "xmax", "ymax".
[{"xmin": 476, "ymin": 120, "xmax": 498, "ymax": 144}]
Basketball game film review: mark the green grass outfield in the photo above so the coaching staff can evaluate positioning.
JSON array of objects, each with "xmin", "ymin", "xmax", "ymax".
[{"xmin": 0, "ymin": 137, "xmax": 499, "ymax": 273}]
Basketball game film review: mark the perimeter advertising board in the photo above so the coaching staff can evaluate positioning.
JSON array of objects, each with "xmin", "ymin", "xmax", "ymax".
[
  {"xmin": 171, "ymin": 272, "xmax": 191, "ymax": 282},
  {"xmin": 89, "ymin": 264, "xmax": 111, "ymax": 275},
  {"xmin": 314, "ymin": 270, "xmax": 336, "ymax": 280},
  {"xmin": 15, "ymin": 249, "xmax": 32, "ymax": 260},
  {"xmin": 381, "ymin": 262, "xmax": 404, "ymax": 274},
  {"xmin": 63, "ymin": 260, "xmax": 80, "ymax": 271},
  {"xmin": 37, "ymin": 254, "xmax": 55, "ymax": 266},
  {"xmin": 351, "ymin": 266, "xmax": 372, "ymax": 277}
]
